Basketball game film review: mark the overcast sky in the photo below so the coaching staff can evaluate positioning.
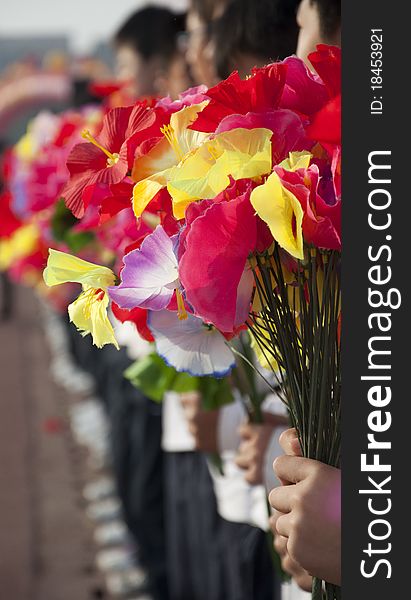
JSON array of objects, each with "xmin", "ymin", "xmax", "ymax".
[{"xmin": 1, "ymin": 0, "xmax": 188, "ymax": 53}]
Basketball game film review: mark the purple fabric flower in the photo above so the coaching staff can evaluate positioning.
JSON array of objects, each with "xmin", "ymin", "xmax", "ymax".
[{"xmin": 108, "ymin": 225, "xmax": 179, "ymax": 311}]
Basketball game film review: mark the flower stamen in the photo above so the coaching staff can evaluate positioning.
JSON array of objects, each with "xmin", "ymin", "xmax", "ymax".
[
  {"xmin": 207, "ymin": 143, "xmax": 220, "ymax": 161},
  {"xmin": 176, "ymin": 288, "xmax": 188, "ymax": 320},
  {"xmin": 160, "ymin": 124, "xmax": 184, "ymax": 161},
  {"xmin": 82, "ymin": 129, "xmax": 120, "ymax": 167},
  {"xmin": 81, "ymin": 287, "xmax": 105, "ymax": 319},
  {"xmin": 81, "ymin": 288, "xmax": 96, "ymax": 319}
]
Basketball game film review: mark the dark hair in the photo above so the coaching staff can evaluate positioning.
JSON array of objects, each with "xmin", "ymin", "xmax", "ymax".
[
  {"xmin": 114, "ymin": 6, "xmax": 186, "ymax": 64},
  {"xmin": 213, "ymin": 0, "xmax": 300, "ymax": 79},
  {"xmin": 71, "ymin": 79, "xmax": 101, "ymax": 108},
  {"xmin": 311, "ymin": 0, "xmax": 341, "ymax": 41}
]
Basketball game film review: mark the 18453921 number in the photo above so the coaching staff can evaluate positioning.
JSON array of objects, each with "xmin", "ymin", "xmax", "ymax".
[{"xmin": 370, "ymin": 29, "xmax": 383, "ymax": 91}]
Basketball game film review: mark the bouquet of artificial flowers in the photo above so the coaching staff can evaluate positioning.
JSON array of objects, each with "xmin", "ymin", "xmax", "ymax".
[{"xmin": 41, "ymin": 45, "xmax": 341, "ymax": 600}]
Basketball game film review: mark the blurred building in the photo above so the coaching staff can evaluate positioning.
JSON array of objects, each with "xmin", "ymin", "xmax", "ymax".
[{"xmin": 0, "ymin": 36, "xmax": 69, "ymax": 72}]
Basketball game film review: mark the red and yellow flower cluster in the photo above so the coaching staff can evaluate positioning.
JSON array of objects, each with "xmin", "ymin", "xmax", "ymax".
[{"xmin": 1, "ymin": 45, "xmax": 341, "ymax": 376}]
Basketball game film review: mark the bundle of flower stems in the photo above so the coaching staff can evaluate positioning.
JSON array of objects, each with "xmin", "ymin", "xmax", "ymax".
[{"xmin": 249, "ymin": 244, "xmax": 341, "ymax": 600}]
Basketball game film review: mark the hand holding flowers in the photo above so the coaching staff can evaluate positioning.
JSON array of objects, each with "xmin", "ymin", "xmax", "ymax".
[{"xmin": 32, "ymin": 46, "xmax": 342, "ymax": 600}]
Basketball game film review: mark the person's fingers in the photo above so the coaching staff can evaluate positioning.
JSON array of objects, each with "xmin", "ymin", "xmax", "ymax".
[
  {"xmin": 180, "ymin": 391, "xmax": 199, "ymax": 402},
  {"xmin": 269, "ymin": 514, "xmax": 277, "ymax": 533},
  {"xmin": 294, "ymin": 572, "xmax": 313, "ymax": 593},
  {"xmin": 279, "ymin": 428, "xmax": 302, "ymax": 456},
  {"xmin": 180, "ymin": 394, "xmax": 200, "ymax": 421},
  {"xmin": 268, "ymin": 484, "xmax": 295, "ymax": 513},
  {"xmin": 244, "ymin": 465, "xmax": 261, "ymax": 485},
  {"xmin": 235, "ymin": 446, "xmax": 253, "ymax": 469},
  {"xmin": 273, "ymin": 455, "xmax": 315, "ymax": 484},
  {"xmin": 238, "ymin": 421, "xmax": 254, "ymax": 440},
  {"xmin": 188, "ymin": 422, "xmax": 198, "ymax": 438},
  {"xmin": 185, "ymin": 405, "xmax": 198, "ymax": 421},
  {"xmin": 281, "ymin": 552, "xmax": 312, "ymax": 593},
  {"xmin": 180, "ymin": 392, "xmax": 201, "ymax": 409},
  {"xmin": 274, "ymin": 533, "xmax": 288, "ymax": 556},
  {"xmin": 275, "ymin": 512, "xmax": 293, "ymax": 538},
  {"xmin": 282, "ymin": 552, "xmax": 300, "ymax": 576}
]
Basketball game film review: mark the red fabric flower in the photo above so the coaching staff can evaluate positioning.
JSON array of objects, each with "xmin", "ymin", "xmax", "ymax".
[
  {"xmin": 111, "ymin": 302, "xmax": 154, "ymax": 342},
  {"xmin": 279, "ymin": 56, "xmax": 329, "ymax": 117},
  {"xmin": 275, "ymin": 165, "xmax": 341, "ymax": 251},
  {"xmin": 307, "ymin": 94, "xmax": 341, "ymax": 146},
  {"xmin": 179, "ymin": 180, "xmax": 272, "ymax": 332},
  {"xmin": 53, "ymin": 119, "xmax": 79, "ymax": 147},
  {"xmin": 308, "ymin": 45, "xmax": 341, "ymax": 98},
  {"xmin": 62, "ymin": 103, "xmax": 164, "ymax": 218},
  {"xmin": 88, "ymin": 80, "xmax": 123, "ymax": 98},
  {"xmin": 191, "ymin": 64, "xmax": 287, "ymax": 133},
  {"xmin": 0, "ymin": 191, "xmax": 22, "ymax": 238},
  {"xmin": 79, "ymin": 179, "xmax": 134, "ymax": 224}
]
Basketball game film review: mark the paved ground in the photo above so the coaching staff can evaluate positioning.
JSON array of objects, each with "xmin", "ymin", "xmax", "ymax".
[{"xmin": 0, "ymin": 284, "xmax": 107, "ymax": 600}]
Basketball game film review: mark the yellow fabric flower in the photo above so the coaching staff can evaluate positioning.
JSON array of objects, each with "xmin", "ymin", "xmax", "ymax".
[
  {"xmin": 0, "ymin": 223, "xmax": 40, "ymax": 271},
  {"xmin": 249, "ymin": 326, "xmax": 278, "ymax": 372},
  {"xmin": 168, "ymin": 127, "xmax": 273, "ymax": 219},
  {"xmin": 250, "ymin": 171, "xmax": 304, "ymax": 260},
  {"xmin": 43, "ymin": 249, "xmax": 119, "ymax": 349},
  {"xmin": 132, "ymin": 101, "xmax": 273, "ymax": 221},
  {"xmin": 132, "ymin": 102, "xmax": 209, "ymax": 217},
  {"xmin": 279, "ymin": 151, "xmax": 312, "ymax": 171},
  {"xmin": 15, "ymin": 133, "xmax": 35, "ymax": 161}
]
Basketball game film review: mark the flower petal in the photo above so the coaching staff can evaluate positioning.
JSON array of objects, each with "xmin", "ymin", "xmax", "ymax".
[
  {"xmin": 275, "ymin": 165, "xmax": 341, "ymax": 251},
  {"xmin": 169, "ymin": 127, "xmax": 272, "ymax": 219},
  {"xmin": 216, "ymin": 110, "xmax": 310, "ymax": 165},
  {"xmin": 131, "ymin": 103, "xmax": 210, "ymax": 217},
  {"xmin": 192, "ymin": 64, "xmax": 287, "ymax": 133},
  {"xmin": 179, "ymin": 187, "xmax": 257, "ymax": 332},
  {"xmin": 250, "ymin": 172, "xmax": 304, "ymax": 259},
  {"xmin": 280, "ymin": 56, "xmax": 328, "ymax": 116},
  {"xmin": 108, "ymin": 225, "xmax": 179, "ymax": 311},
  {"xmin": 148, "ymin": 310, "xmax": 235, "ymax": 377},
  {"xmin": 308, "ymin": 45, "xmax": 341, "ymax": 98},
  {"xmin": 132, "ymin": 168, "xmax": 174, "ymax": 218},
  {"xmin": 43, "ymin": 249, "xmax": 115, "ymax": 289},
  {"xmin": 170, "ymin": 101, "xmax": 209, "ymax": 154},
  {"xmin": 279, "ymin": 151, "xmax": 312, "ymax": 171},
  {"xmin": 0, "ymin": 223, "xmax": 40, "ymax": 271},
  {"xmin": 132, "ymin": 137, "xmax": 176, "ymax": 183},
  {"xmin": 68, "ymin": 288, "xmax": 119, "ymax": 349}
]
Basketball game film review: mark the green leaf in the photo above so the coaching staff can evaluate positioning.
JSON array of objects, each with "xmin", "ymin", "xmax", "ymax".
[
  {"xmin": 199, "ymin": 376, "xmax": 233, "ymax": 411},
  {"xmin": 124, "ymin": 353, "xmax": 234, "ymax": 408},
  {"xmin": 124, "ymin": 353, "xmax": 176, "ymax": 402},
  {"xmin": 172, "ymin": 371, "xmax": 200, "ymax": 393},
  {"xmin": 65, "ymin": 230, "xmax": 95, "ymax": 253},
  {"xmin": 50, "ymin": 199, "xmax": 95, "ymax": 253},
  {"xmin": 50, "ymin": 199, "xmax": 78, "ymax": 241}
]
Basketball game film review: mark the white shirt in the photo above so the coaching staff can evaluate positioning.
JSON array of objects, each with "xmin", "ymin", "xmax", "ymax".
[
  {"xmin": 161, "ymin": 391, "xmax": 196, "ymax": 452},
  {"xmin": 207, "ymin": 391, "xmax": 287, "ymax": 531}
]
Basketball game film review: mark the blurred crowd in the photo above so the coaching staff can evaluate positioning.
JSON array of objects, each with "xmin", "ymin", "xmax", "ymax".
[{"xmin": 0, "ymin": 1, "xmax": 341, "ymax": 600}]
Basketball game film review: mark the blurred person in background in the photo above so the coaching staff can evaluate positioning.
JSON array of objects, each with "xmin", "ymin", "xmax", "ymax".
[
  {"xmin": 212, "ymin": 0, "xmax": 300, "ymax": 79},
  {"xmin": 114, "ymin": 6, "xmax": 190, "ymax": 100},
  {"xmin": 185, "ymin": 0, "xmax": 228, "ymax": 87},
  {"xmin": 296, "ymin": 0, "xmax": 341, "ymax": 63}
]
